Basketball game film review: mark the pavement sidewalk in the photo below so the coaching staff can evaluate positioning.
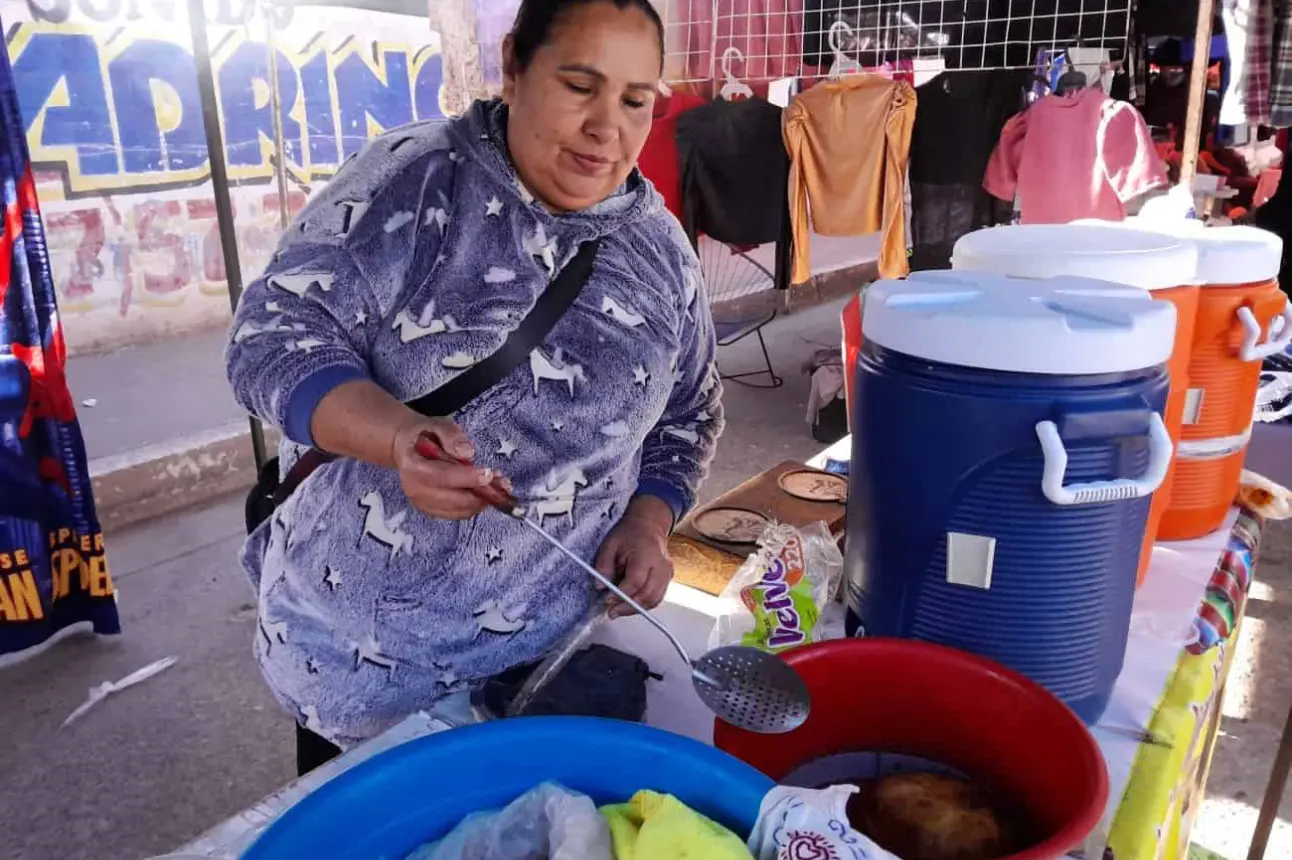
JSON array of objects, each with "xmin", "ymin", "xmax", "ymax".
[{"xmin": 65, "ymin": 329, "xmax": 272, "ymax": 530}]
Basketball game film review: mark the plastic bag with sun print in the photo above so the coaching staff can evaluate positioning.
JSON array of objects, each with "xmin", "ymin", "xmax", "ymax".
[
  {"xmin": 747, "ymin": 785, "xmax": 899, "ymax": 860},
  {"xmin": 709, "ymin": 521, "xmax": 844, "ymax": 655}
]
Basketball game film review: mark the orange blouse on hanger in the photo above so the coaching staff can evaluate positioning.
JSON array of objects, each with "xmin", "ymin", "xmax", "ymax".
[{"xmin": 782, "ymin": 75, "xmax": 917, "ymax": 284}]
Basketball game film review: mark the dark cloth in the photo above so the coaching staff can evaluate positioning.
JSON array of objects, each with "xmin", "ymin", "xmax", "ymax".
[
  {"xmin": 911, "ymin": 70, "xmax": 1030, "ymax": 185},
  {"xmin": 1138, "ymin": 0, "xmax": 1205, "ymax": 37},
  {"xmin": 908, "ymin": 70, "xmax": 1029, "ymax": 269},
  {"xmin": 910, "ymin": 185, "xmax": 1017, "ymax": 270},
  {"xmin": 1255, "ymin": 161, "xmax": 1292, "ymax": 298},
  {"xmin": 296, "ymin": 723, "xmax": 343, "ymax": 777},
  {"xmin": 1143, "ymin": 72, "xmax": 1221, "ymax": 148},
  {"xmin": 476, "ymin": 644, "xmax": 654, "ymax": 721},
  {"xmin": 676, "ymin": 98, "xmax": 790, "ymax": 246}
]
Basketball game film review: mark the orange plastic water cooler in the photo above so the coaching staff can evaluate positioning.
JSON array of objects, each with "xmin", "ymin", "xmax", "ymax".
[
  {"xmin": 1156, "ymin": 226, "xmax": 1289, "ymax": 540},
  {"xmin": 951, "ymin": 224, "xmax": 1199, "ymax": 586}
]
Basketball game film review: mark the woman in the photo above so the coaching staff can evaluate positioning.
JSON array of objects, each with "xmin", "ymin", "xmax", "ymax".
[{"xmin": 225, "ymin": 0, "xmax": 723, "ymax": 773}]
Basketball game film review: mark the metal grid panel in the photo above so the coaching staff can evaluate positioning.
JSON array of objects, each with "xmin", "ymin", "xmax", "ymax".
[
  {"xmin": 660, "ymin": 0, "xmax": 719, "ymax": 82},
  {"xmin": 662, "ymin": 0, "xmax": 1133, "ymax": 87}
]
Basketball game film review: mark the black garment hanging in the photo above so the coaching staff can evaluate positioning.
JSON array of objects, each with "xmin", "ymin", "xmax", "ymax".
[
  {"xmin": 1256, "ymin": 164, "xmax": 1292, "ymax": 299},
  {"xmin": 1137, "ymin": 0, "xmax": 1206, "ymax": 37},
  {"xmin": 908, "ymin": 69, "xmax": 1031, "ymax": 269},
  {"xmin": 675, "ymin": 98, "xmax": 789, "ymax": 247}
]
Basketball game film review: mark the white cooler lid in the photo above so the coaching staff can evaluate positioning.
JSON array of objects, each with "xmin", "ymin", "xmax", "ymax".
[
  {"xmin": 1156, "ymin": 222, "xmax": 1279, "ymax": 285},
  {"xmin": 1076, "ymin": 218, "xmax": 1283, "ymax": 285},
  {"xmin": 862, "ymin": 271, "xmax": 1177, "ymax": 375},
  {"xmin": 951, "ymin": 224, "xmax": 1198, "ymax": 290}
]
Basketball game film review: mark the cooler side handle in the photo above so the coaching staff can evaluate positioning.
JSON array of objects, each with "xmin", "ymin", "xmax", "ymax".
[
  {"xmin": 1237, "ymin": 304, "xmax": 1292, "ymax": 362},
  {"xmin": 1035, "ymin": 413, "xmax": 1172, "ymax": 506}
]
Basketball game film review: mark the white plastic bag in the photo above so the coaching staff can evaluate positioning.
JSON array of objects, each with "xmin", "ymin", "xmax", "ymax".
[
  {"xmin": 406, "ymin": 782, "xmax": 614, "ymax": 860},
  {"xmin": 709, "ymin": 522, "xmax": 844, "ymax": 654},
  {"xmin": 748, "ymin": 785, "xmax": 900, "ymax": 860}
]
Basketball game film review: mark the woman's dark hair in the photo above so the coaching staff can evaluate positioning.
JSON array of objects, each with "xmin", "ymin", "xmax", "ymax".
[{"xmin": 508, "ymin": 0, "xmax": 665, "ymax": 72}]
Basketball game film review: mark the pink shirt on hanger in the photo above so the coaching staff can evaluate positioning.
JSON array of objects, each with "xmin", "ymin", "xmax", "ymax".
[{"xmin": 984, "ymin": 88, "xmax": 1167, "ymax": 224}]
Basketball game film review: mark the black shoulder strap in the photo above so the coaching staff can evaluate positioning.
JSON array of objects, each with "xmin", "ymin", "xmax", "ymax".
[
  {"xmin": 266, "ymin": 238, "xmax": 602, "ymax": 511},
  {"xmin": 406, "ymin": 237, "xmax": 602, "ymax": 417}
]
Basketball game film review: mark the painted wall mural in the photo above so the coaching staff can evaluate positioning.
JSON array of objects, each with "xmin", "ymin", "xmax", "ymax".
[{"xmin": 3, "ymin": 0, "xmax": 447, "ymax": 353}]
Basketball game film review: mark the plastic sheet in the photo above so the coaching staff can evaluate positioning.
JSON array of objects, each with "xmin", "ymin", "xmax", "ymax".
[{"xmin": 406, "ymin": 782, "xmax": 613, "ymax": 860}]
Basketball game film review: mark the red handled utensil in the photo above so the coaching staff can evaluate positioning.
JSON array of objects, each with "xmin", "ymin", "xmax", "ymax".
[
  {"xmin": 414, "ymin": 432, "xmax": 811, "ymax": 734},
  {"xmin": 413, "ymin": 433, "xmax": 519, "ymax": 514}
]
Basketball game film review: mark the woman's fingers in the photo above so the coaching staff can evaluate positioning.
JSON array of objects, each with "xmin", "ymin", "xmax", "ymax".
[
  {"xmin": 393, "ymin": 417, "xmax": 498, "ymax": 520},
  {"xmin": 614, "ymin": 550, "xmax": 653, "ymax": 604},
  {"xmin": 421, "ymin": 417, "xmax": 476, "ymax": 460},
  {"xmin": 408, "ymin": 479, "xmax": 489, "ymax": 517},
  {"xmin": 592, "ymin": 539, "xmax": 623, "ymax": 592},
  {"xmin": 607, "ymin": 553, "xmax": 673, "ymax": 618},
  {"xmin": 403, "ymin": 454, "xmax": 497, "ymax": 490},
  {"xmin": 638, "ymin": 558, "xmax": 674, "ymax": 609},
  {"xmin": 401, "ymin": 462, "xmax": 490, "ymax": 516}
]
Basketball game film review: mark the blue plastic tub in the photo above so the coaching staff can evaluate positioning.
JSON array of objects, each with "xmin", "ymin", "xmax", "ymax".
[{"xmin": 242, "ymin": 717, "xmax": 775, "ymax": 860}]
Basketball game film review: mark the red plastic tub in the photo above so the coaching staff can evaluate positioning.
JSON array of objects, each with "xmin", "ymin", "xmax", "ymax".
[{"xmin": 714, "ymin": 639, "xmax": 1108, "ymax": 860}]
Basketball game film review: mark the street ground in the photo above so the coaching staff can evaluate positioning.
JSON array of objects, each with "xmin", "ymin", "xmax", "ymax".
[{"xmin": 5, "ymin": 298, "xmax": 1292, "ymax": 860}]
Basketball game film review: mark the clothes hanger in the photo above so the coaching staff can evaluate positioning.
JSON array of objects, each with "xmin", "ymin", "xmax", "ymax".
[
  {"xmin": 719, "ymin": 47, "xmax": 754, "ymax": 100},
  {"xmin": 1055, "ymin": 66, "xmax": 1088, "ymax": 95},
  {"xmin": 1055, "ymin": 37, "xmax": 1104, "ymax": 95},
  {"xmin": 827, "ymin": 20, "xmax": 865, "ymax": 79}
]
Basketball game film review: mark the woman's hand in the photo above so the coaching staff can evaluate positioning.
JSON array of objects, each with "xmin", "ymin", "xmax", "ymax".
[
  {"xmin": 594, "ymin": 496, "xmax": 675, "ymax": 619},
  {"xmin": 310, "ymin": 380, "xmax": 501, "ymax": 521},
  {"xmin": 391, "ymin": 416, "xmax": 501, "ymax": 521}
]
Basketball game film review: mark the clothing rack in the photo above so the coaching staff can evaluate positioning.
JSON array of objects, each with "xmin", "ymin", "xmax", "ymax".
[
  {"xmin": 186, "ymin": 0, "xmax": 269, "ymax": 471},
  {"xmin": 1181, "ymin": 0, "xmax": 1218, "ymax": 185},
  {"xmin": 661, "ymin": 0, "xmax": 1134, "ymax": 85}
]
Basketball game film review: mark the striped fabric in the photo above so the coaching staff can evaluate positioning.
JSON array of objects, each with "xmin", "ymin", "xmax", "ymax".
[{"xmin": 1271, "ymin": 0, "xmax": 1292, "ymax": 126}]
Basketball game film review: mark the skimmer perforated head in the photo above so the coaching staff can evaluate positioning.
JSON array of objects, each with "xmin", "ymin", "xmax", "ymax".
[
  {"xmin": 507, "ymin": 513, "xmax": 812, "ymax": 734},
  {"xmin": 693, "ymin": 645, "xmax": 811, "ymax": 734}
]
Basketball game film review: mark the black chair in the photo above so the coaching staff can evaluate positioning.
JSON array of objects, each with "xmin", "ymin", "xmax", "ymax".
[{"xmin": 697, "ymin": 235, "xmax": 783, "ymax": 388}]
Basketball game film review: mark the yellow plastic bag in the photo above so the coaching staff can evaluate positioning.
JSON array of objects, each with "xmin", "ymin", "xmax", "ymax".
[{"xmin": 601, "ymin": 790, "xmax": 753, "ymax": 860}]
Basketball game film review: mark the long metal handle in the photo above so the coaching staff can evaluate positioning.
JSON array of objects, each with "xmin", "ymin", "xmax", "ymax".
[
  {"xmin": 517, "ymin": 518, "xmax": 694, "ymax": 667},
  {"xmin": 414, "ymin": 432, "xmax": 698, "ymax": 670}
]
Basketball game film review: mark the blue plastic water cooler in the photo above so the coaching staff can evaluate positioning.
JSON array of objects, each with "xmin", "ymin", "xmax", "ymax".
[{"xmin": 843, "ymin": 272, "xmax": 1177, "ymax": 724}]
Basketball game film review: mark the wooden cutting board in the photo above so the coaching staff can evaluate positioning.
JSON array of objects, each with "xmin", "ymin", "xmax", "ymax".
[
  {"xmin": 667, "ymin": 535, "xmax": 746, "ymax": 596},
  {"xmin": 676, "ymin": 460, "xmax": 849, "ymax": 563}
]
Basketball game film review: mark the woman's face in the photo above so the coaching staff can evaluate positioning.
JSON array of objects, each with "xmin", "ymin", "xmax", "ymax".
[{"xmin": 502, "ymin": 2, "xmax": 661, "ymax": 211}]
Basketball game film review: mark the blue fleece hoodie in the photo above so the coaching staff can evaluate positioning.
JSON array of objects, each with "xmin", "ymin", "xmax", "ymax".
[{"xmin": 225, "ymin": 99, "xmax": 724, "ymax": 746}]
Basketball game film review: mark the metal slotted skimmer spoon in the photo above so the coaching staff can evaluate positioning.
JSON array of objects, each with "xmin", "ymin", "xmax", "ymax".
[{"xmin": 417, "ymin": 433, "xmax": 812, "ymax": 734}]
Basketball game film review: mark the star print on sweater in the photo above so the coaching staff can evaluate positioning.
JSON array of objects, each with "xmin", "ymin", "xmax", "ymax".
[{"xmin": 226, "ymin": 99, "xmax": 724, "ymax": 747}]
